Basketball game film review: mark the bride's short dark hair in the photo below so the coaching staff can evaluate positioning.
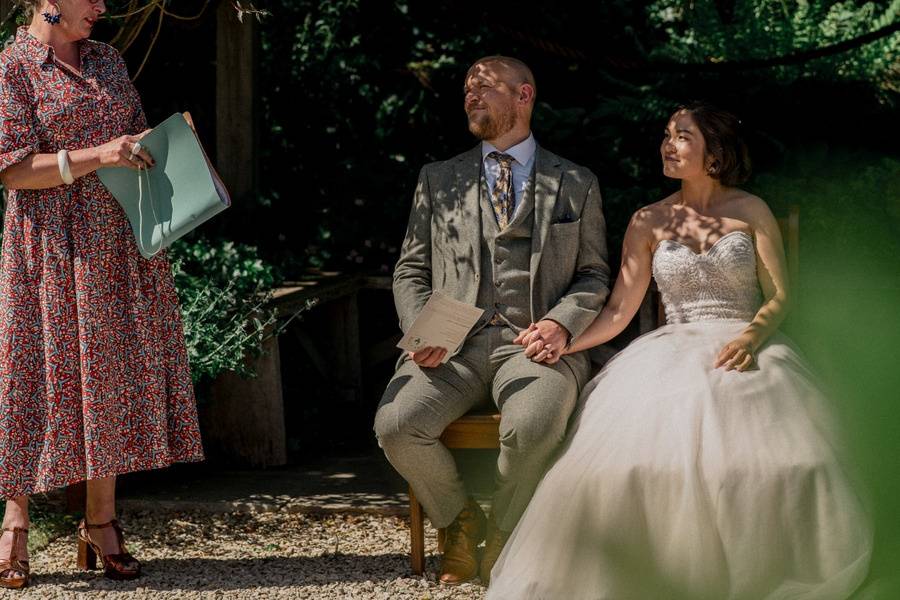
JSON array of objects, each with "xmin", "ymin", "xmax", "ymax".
[{"xmin": 678, "ymin": 101, "xmax": 752, "ymax": 186}]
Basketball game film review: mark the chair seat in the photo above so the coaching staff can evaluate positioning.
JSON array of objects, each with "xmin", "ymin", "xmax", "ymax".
[{"xmin": 440, "ymin": 413, "xmax": 501, "ymax": 449}]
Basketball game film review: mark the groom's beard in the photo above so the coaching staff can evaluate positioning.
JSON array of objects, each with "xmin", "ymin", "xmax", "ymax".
[{"xmin": 467, "ymin": 108, "xmax": 517, "ymax": 141}]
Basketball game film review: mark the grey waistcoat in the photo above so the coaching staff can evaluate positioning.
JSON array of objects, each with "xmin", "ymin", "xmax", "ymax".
[{"xmin": 474, "ymin": 168, "xmax": 536, "ymax": 332}]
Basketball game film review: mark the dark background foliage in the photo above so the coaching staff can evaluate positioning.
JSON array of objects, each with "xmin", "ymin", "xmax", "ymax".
[
  {"xmin": 243, "ymin": 0, "xmax": 898, "ymax": 275},
  {"xmin": 3, "ymin": 2, "xmax": 896, "ymax": 272}
]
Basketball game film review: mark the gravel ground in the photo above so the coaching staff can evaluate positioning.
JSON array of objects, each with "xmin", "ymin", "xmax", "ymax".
[{"xmin": 12, "ymin": 510, "xmax": 487, "ymax": 599}]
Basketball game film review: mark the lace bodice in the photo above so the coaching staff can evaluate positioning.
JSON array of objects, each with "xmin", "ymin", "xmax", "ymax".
[{"xmin": 652, "ymin": 230, "xmax": 762, "ymax": 324}]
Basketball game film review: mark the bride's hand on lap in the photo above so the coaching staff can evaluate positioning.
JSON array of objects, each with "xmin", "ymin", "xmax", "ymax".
[{"xmin": 714, "ymin": 334, "xmax": 757, "ymax": 371}]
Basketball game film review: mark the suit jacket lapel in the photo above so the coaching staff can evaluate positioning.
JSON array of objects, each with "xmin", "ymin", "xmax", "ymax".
[
  {"xmin": 453, "ymin": 145, "xmax": 483, "ymax": 302},
  {"xmin": 530, "ymin": 146, "xmax": 562, "ymax": 287}
]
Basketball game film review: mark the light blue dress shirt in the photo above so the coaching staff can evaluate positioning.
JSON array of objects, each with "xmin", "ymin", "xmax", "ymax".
[{"xmin": 482, "ymin": 133, "xmax": 536, "ymax": 218}]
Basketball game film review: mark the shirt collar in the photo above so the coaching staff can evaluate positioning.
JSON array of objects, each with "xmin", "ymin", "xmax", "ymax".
[
  {"xmin": 14, "ymin": 26, "xmax": 97, "ymax": 66},
  {"xmin": 14, "ymin": 27, "xmax": 51, "ymax": 63},
  {"xmin": 482, "ymin": 132, "xmax": 536, "ymax": 167}
]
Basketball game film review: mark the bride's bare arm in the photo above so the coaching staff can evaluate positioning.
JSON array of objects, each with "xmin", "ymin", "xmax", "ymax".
[
  {"xmin": 518, "ymin": 209, "xmax": 655, "ymax": 361},
  {"xmin": 562, "ymin": 210, "xmax": 655, "ymax": 354},
  {"xmin": 714, "ymin": 197, "xmax": 792, "ymax": 370}
]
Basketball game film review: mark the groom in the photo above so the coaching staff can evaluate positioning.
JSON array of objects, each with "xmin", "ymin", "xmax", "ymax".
[{"xmin": 375, "ymin": 55, "xmax": 609, "ymax": 585}]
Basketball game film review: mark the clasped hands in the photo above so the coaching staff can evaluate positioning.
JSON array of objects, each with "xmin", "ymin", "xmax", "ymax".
[{"xmin": 514, "ymin": 319, "xmax": 570, "ymax": 365}]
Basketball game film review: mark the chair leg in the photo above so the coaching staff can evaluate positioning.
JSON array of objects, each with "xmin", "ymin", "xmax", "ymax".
[{"xmin": 409, "ymin": 484, "xmax": 425, "ymax": 575}]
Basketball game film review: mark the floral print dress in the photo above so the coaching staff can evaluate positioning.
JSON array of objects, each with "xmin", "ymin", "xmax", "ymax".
[{"xmin": 0, "ymin": 28, "xmax": 203, "ymax": 498}]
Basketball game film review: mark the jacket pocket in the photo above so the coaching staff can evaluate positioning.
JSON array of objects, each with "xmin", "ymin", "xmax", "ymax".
[
  {"xmin": 549, "ymin": 219, "xmax": 580, "ymax": 249},
  {"xmin": 549, "ymin": 218, "xmax": 581, "ymax": 231}
]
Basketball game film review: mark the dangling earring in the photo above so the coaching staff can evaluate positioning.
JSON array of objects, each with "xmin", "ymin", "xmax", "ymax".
[{"xmin": 42, "ymin": 2, "xmax": 62, "ymax": 25}]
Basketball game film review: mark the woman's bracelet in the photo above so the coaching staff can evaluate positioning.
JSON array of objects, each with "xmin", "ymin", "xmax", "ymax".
[{"xmin": 56, "ymin": 149, "xmax": 74, "ymax": 185}]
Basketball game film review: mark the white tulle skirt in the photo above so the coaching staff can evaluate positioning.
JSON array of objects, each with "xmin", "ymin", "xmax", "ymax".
[{"xmin": 487, "ymin": 320, "xmax": 872, "ymax": 600}]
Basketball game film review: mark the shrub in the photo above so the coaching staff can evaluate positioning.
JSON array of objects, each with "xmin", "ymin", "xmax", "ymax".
[{"xmin": 167, "ymin": 236, "xmax": 283, "ymax": 385}]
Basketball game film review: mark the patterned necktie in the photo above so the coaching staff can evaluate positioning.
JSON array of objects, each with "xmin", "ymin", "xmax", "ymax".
[{"xmin": 487, "ymin": 151, "xmax": 515, "ymax": 229}]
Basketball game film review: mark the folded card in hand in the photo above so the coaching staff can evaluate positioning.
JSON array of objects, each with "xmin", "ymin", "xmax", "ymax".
[
  {"xmin": 397, "ymin": 292, "xmax": 484, "ymax": 362},
  {"xmin": 97, "ymin": 112, "xmax": 230, "ymax": 259}
]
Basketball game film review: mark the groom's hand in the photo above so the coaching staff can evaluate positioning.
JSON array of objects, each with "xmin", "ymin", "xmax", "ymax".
[
  {"xmin": 518, "ymin": 320, "xmax": 569, "ymax": 364},
  {"xmin": 409, "ymin": 346, "xmax": 447, "ymax": 368}
]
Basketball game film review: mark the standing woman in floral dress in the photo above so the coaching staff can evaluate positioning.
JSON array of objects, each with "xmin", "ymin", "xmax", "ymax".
[{"xmin": 0, "ymin": 0, "xmax": 204, "ymax": 588}]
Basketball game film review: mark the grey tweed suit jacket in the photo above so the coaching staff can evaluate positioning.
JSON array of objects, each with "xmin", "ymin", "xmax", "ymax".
[{"xmin": 393, "ymin": 144, "xmax": 610, "ymax": 348}]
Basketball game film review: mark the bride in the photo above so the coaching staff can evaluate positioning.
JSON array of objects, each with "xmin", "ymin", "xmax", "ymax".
[{"xmin": 485, "ymin": 102, "xmax": 872, "ymax": 599}]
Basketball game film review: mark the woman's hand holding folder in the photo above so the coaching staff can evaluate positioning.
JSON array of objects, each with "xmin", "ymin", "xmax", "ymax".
[{"xmin": 95, "ymin": 130, "xmax": 155, "ymax": 170}]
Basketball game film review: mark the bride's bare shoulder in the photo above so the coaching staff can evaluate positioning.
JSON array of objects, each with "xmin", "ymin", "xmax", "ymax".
[
  {"xmin": 727, "ymin": 188, "xmax": 767, "ymax": 207},
  {"xmin": 625, "ymin": 198, "xmax": 675, "ymax": 250},
  {"xmin": 727, "ymin": 189, "xmax": 777, "ymax": 227},
  {"xmin": 630, "ymin": 195, "xmax": 679, "ymax": 228}
]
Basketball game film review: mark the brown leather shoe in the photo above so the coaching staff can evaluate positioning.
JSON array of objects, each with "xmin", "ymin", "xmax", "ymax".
[
  {"xmin": 76, "ymin": 519, "xmax": 141, "ymax": 581},
  {"xmin": 0, "ymin": 527, "xmax": 29, "ymax": 589},
  {"xmin": 439, "ymin": 498, "xmax": 486, "ymax": 585},
  {"xmin": 479, "ymin": 518, "xmax": 510, "ymax": 586}
]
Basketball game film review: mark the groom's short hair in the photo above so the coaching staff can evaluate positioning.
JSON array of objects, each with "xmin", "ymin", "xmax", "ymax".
[{"xmin": 468, "ymin": 55, "xmax": 537, "ymax": 100}]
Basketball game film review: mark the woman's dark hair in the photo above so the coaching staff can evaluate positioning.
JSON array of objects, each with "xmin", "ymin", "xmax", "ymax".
[{"xmin": 678, "ymin": 101, "xmax": 751, "ymax": 186}]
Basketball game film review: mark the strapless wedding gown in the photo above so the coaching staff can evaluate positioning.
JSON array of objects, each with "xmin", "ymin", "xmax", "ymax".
[{"xmin": 486, "ymin": 231, "xmax": 872, "ymax": 600}]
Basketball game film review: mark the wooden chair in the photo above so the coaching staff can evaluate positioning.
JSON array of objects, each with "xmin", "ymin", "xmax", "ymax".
[
  {"xmin": 407, "ymin": 206, "xmax": 800, "ymax": 574},
  {"xmin": 780, "ymin": 205, "xmax": 801, "ymax": 303}
]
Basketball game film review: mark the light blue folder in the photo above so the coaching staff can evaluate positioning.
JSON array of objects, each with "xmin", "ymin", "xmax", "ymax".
[{"xmin": 97, "ymin": 112, "xmax": 231, "ymax": 259}]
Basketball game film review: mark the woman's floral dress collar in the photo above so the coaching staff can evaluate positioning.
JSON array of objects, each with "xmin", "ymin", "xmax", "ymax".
[{"xmin": 14, "ymin": 26, "xmax": 99, "ymax": 72}]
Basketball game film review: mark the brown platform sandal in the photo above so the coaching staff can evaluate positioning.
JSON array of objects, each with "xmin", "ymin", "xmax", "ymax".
[
  {"xmin": 76, "ymin": 519, "xmax": 141, "ymax": 580},
  {"xmin": 0, "ymin": 527, "xmax": 30, "ymax": 589}
]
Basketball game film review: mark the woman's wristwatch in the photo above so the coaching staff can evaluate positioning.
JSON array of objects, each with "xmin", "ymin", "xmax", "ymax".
[{"xmin": 57, "ymin": 149, "xmax": 74, "ymax": 185}]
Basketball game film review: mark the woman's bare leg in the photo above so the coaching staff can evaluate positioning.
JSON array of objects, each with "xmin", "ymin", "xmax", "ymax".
[{"xmin": 85, "ymin": 477, "xmax": 120, "ymax": 556}]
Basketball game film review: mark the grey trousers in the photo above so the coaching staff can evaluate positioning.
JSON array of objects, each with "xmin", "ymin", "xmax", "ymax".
[{"xmin": 374, "ymin": 325, "xmax": 588, "ymax": 532}]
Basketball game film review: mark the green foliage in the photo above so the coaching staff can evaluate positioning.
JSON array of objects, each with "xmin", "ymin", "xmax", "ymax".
[
  {"xmin": 752, "ymin": 148, "xmax": 900, "ymax": 266},
  {"xmin": 26, "ymin": 497, "xmax": 79, "ymax": 554},
  {"xmin": 751, "ymin": 150, "xmax": 900, "ymax": 583},
  {"xmin": 249, "ymin": 0, "xmax": 897, "ymax": 277},
  {"xmin": 167, "ymin": 236, "xmax": 282, "ymax": 386},
  {"xmin": 256, "ymin": 0, "xmax": 488, "ymax": 272},
  {"xmin": 647, "ymin": 0, "xmax": 899, "ymax": 93},
  {"xmin": 0, "ymin": 207, "xmax": 282, "ymax": 390}
]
